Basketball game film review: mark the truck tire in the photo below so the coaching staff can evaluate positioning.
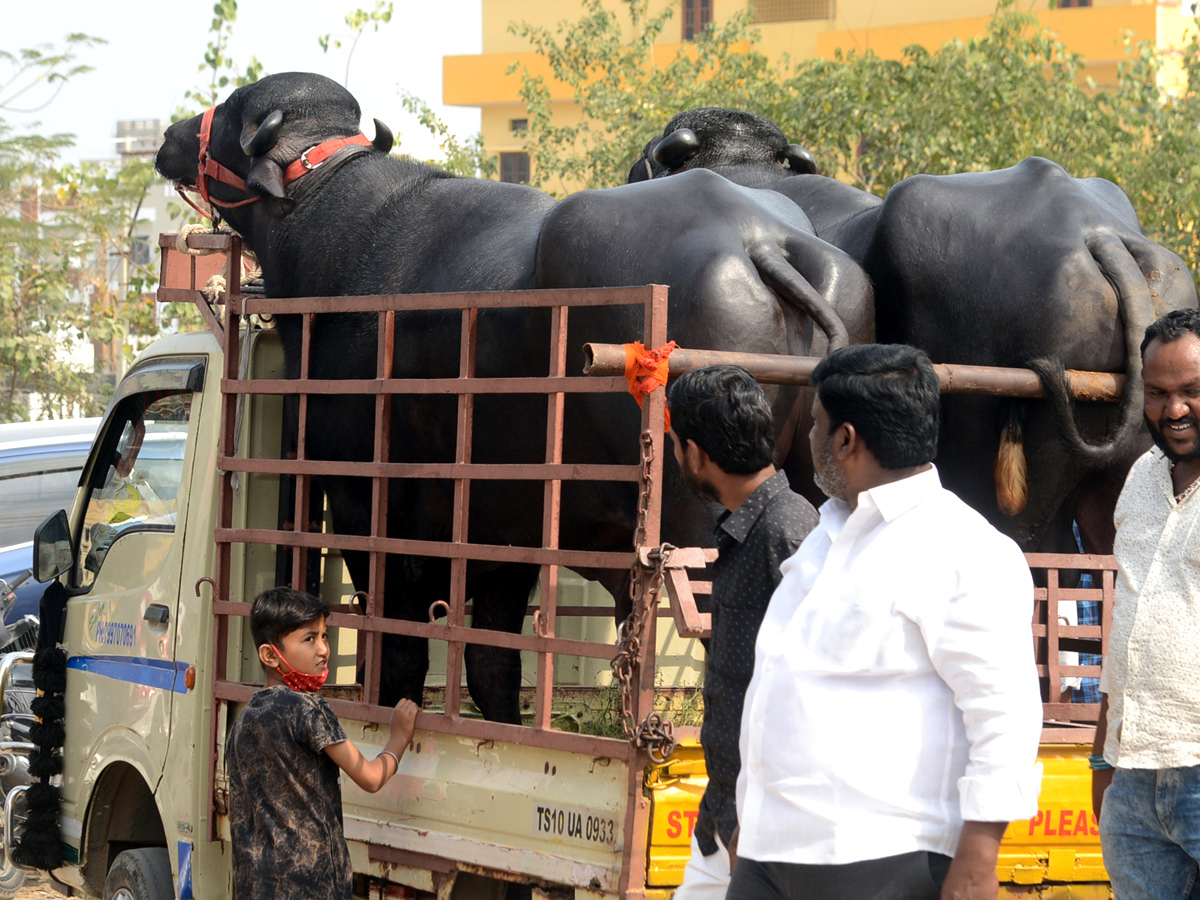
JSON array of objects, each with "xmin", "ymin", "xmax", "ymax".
[
  {"xmin": 0, "ymin": 859, "xmax": 25, "ymax": 900},
  {"xmin": 0, "ymin": 789, "xmax": 27, "ymax": 900},
  {"xmin": 102, "ymin": 848, "xmax": 173, "ymax": 900}
]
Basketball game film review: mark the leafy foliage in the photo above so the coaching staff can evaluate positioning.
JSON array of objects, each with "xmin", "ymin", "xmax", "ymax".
[
  {"xmin": 0, "ymin": 33, "xmax": 168, "ymax": 421},
  {"xmin": 181, "ymin": 0, "xmax": 264, "ymax": 114},
  {"xmin": 776, "ymin": 12, "xmax": 1123, "ymax": 193},
  {"xmin": 1103, "ymin": 29, "xmax": 1200, "ymax": 278},
  {"xmin": 510, "ymin": 0, "xmax": 775, "ymax": 193},
  {"xmin": 399, "ymin": 92, "xmax": 497, "ymax": 178},
  {"xmin": 319, "ymin": 1, "xmax": 394, "ymax": 88},
  {"xmin": 2, "ymin": 1, "xmax": 499, "ymax": 423},
  {"xmin": 511, "ymin": 0, "xmax": 1200, "ymax": 287},
  {"xmin": 0, "ymin": 34, "xmax": 105, "ymax": 114},
  {"xmin": 314, "ymin": 4, "xmax": 493, "ymax": 177}
]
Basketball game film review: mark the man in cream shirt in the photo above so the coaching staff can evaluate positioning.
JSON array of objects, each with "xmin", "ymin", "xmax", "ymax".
[
  {"xmin": 1093, "ymin": 308, "xmax": 1200, "ymax": 899},
  {"xmin": 731, "ymin": 344, "xmax": 1043, "ymax": 900}
]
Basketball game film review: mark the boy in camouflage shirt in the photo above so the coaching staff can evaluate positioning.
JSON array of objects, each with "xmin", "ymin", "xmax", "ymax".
[{"xmin": 227, "ymin": 587, "xmax": 418, "ymax": 900}]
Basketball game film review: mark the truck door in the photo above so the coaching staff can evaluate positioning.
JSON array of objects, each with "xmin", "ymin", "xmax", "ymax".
[{"xmin": 60, "ymin": 357, "xmax": 206, "ymax": 823}]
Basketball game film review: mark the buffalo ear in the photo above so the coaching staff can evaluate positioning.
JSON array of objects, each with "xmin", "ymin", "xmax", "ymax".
[
  {"xmin": 627, "ymin": 156, "xmax": 655, "ymax": 183},
  {"xmin": 627, "ymin": 136, "xmax": 662, "ymax": 183},
  {"xmin": 651, "ymin": 128, "xmax": 701, "ymax": 171},
  {"xmin": 246, "ymin": 157, "xmax": 296, "ymax": 217},
  {"xmin": 240, "ymin": 109, "xmax": 284, "ymax": 157},
  {"xmin": 372, "ymin": 118, "xmax": 394, "ymax": 154},
  {"xmin": 783, "ymin": 143, "xmax": 817, "ymax": 175}
]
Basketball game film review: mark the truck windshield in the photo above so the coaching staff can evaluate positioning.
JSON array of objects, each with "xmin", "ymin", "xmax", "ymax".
[{"xmin": 75, "ymin": 391, "xmax": 193, "ymax": 589}]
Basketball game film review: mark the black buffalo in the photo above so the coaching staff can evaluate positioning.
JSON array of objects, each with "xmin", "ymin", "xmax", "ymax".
[
  {"xmin": 631, "ymin": 107, "xmax": 1198, "ymax": 556},
  {"xmin": 155, "ymin": 75, "xmax": 870, "ymax": 722}
]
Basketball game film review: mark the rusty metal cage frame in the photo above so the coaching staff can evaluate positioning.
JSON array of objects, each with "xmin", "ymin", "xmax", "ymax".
[
  {"xmin": 162, "ymin": 234, "xmax": 672, "ymax": 893},
  {"xmin": 1030, "ymin": 552, "xmax": 1113, "ymax": 743}
]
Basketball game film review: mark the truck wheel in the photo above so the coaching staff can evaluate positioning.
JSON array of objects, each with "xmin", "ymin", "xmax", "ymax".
[
  {"xmin": 0, "ymin": 795, "xmax": 27, "ymax": 900},
  {"xmin": 103, "ymin": 848, "xmax": 173, "ymax": 900},
  {"xmin": 0, "ymin": 859, "xmax": 25, "ymax": 900}
]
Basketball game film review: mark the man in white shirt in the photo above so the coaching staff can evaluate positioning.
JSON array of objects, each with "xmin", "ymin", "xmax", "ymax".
[
  {"xmin": 1093, "ymin": 308, "xmax": 1200, "ymax": 900},
  {"xmin": 731, "ymin": 343, "xmax": 1044, "ymax": 900}
]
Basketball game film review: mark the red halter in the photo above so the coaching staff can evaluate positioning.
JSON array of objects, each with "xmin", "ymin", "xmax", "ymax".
[
  {"xmin": 175, "ymin": 105, "xmax": 372, "ymax": 221},
  {"xmin": 281, "ymin": 133, "xmax": 372, "ymax": 184}
]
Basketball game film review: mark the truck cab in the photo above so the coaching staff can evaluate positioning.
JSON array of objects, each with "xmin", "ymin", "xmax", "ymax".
[{"xmin": 28, "ymin": 334, "xmax": 226, "ymax": 898}]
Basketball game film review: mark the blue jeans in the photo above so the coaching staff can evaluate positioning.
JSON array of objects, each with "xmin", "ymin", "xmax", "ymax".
[{"xmin": 1100, "ymin": 767, "xmax": 1200, "ymax": 899}]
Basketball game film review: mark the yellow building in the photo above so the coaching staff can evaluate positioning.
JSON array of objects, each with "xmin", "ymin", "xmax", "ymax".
[{"xmin": 444, "ymin": 0, "xmax": 1196, "ymax": 186}]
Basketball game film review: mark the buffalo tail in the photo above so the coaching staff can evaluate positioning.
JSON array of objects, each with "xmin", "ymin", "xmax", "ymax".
[
  {"xmin": 1026, "ymin": 235, "xmax": 1153, "ymax": 468},
  {"xmin": 748, "ymin": 243, "xmax": 849, "ymax": 353},
  {"xmin": 995, "ymin": 410, "xmax": 1028, "ymax": 517}
]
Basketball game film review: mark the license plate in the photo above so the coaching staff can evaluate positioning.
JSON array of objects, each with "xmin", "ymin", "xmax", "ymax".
[{"xmin": 532, "ymin": 802, "xmax": 618, "ymax": 848}]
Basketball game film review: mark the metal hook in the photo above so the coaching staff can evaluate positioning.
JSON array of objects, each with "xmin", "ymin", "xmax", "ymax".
[
  {"xmin": 195, "ymin": 577, "xmax": 217, "ymax": 599},
  {"xmin": 428, "ymin": 600, "xmax": 450, "ymax": 623},
  {"xmin": 351, "ymin": 591, "xmax": 369, "ymax": 614},
  {"xmin": 533, "ymin": 609, "xmax": 544, "ymax": 636}
]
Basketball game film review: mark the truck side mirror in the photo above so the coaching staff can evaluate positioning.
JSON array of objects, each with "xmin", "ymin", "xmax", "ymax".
[{"xmin": 34, "ymin": 509, "xmax": 75, "ymax": 583}]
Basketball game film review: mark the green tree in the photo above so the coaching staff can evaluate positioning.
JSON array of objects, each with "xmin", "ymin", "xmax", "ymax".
[
  {"xmin": 316, "ymin": 4, "xmax": 495, "ymax": 177},
  {"xmin": 1, "ymin": 34, "xmax": 103, "ymax": 113},
  {"xmin": 0, "ymin": 35, "xmax": 167, "ymax": 421},
  {"xmin": 0, "ymin": 131, "xmax": 163, "ymax": 421},
  {"xmin": 511, "ymin": 0, "xmax": 778, "ymax": 193},
  {"xmin": 774, "ymin": 12, "xmax": 1117, "ymax": 192},
  {"xmin": 319, "ymin": 1, "xmax": 394, "ymax": 89},
  {"xmin": 511, "ymin": 0, "xmax": 1200, "ymax": 285},
  {"xmin": 1100, "ymin": 28, "xmax": 1200, "ymax": 276},
  {"xmin": 182, "ymin": 0, "xmax": 264, "ymax": 114},
  {"xmin": 399, "ymin": 92, "xmax": 497, "ymax": 178}
]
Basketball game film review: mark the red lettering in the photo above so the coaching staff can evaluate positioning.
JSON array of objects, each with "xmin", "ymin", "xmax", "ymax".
[
  {"xmin": 1090, "ymin": 812, "xmax": 1100, "ymax": 837},
  {"xmin": 1028, "ymin": 810, "xmax": 1044, "ymax": 836},
  {"xmin": 666, "ymin": 811, "xmax": 681, "ymax": 840},
  {"xmin": 683, "ymin": 809, "xmax": 699, "ymax": 838},
  {"xmin": 1046, "ymin": 811, "xmax": 1058, "ymax": 836},
  {"xmin": 1059, "ymin": 810, "xmax": 1074, "ymax": 834},
  {"xmin": 1074, "ymin": 810, "xmax": 1090, "ymax": 836}
]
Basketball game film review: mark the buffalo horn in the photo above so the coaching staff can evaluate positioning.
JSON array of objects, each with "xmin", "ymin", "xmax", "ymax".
[
  {"xmin": 240, "ymin": 109, "xmax": 285, "ymax": 156},
  {"xmin": 372, "ymin": 118, "xmax": 394, "ymax": 154},
  {"xmin": 651, "ymin": 128, "xmax": 701, "ymax": 170},
  {"xmin": 783, "ymin": 144, "xmax": 817, "ymax": 175}
]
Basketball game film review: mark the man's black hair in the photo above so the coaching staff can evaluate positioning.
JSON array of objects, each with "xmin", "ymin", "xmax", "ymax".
[
  {"xmin": 250, "ymin": 586, "xmax": 329, "ymax": 649},
  {"xmin": 1141, "ymin": 308, "xmax": 1200, "ymax": 355},
  {"xmin": 665, "ymin": 365, "xmax": 775, "ymax": 474},
  {"xmin": 810, "ymin": 344, "xmax": 940, "ymax": 469}
]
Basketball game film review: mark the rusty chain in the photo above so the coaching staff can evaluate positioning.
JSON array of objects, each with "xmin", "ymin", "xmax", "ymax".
[{"xmin": 611, "ymin": 429, "xmax": 678, "ymax": 764}]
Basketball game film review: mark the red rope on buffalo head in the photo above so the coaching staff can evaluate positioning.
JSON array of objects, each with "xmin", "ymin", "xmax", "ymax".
[
  {"xmin": 623, "ymin": 340, "xmax": 677, "ymax": 431},
  {"xmin": 173, "ymin": 105, "xmax": 260, "ymax": 223}
]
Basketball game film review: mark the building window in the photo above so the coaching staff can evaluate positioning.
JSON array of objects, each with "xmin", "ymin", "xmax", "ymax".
[
  {"xmin": 1055, "ymin": 0, "xmax": 1091, "ymax": 7},
  {"xmin": 510, "ymin": 118, "xmax": 528, "ymax": 133},
  {"xmin": 499, "ymin": 152, "xmax": 531, "ymax": 185},
  {"xmin": 683, "ymin": 0, "xmax": 712, "ymax": 40},
  {"xmin": 751, "ymin": 0, "xmax": 833, "ymax": 23}
]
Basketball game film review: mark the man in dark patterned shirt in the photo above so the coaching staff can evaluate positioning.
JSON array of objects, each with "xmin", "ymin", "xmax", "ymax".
[
  {"xmin": 227, "ymin": 587, "xmax": 419, "ymax": 900},
  {"xmin": 666, "ymin": 366, "xmax": 819, "ymax": 900}
]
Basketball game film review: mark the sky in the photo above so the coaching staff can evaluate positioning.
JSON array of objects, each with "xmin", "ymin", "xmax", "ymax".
[{"xmin": 5, "ymin": 0, "xmax": 484, "ymax": 165}]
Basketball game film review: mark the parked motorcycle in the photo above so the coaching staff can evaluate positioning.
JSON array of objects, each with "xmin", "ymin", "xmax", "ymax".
[{"xmin": 0, "ymin": 570, "xmax": 39, "ymax": 898}]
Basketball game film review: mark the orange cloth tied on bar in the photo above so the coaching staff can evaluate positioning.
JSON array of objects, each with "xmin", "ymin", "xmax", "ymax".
[{"xmin": 624, "ymin": 340, "xmax": 678, "ymax": 431}]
